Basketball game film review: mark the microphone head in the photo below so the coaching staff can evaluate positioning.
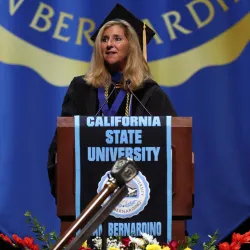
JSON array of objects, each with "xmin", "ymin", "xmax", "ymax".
[
  {"xmin": 126, "ymin": 79, "xmax": 131, "ymax": 86},
  {"xmin": 111, "ymin": 157, "xmax": 139, "ymax": 186}
]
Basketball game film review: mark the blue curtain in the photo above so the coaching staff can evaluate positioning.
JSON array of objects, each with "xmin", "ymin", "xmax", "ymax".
[{"xmin": 1, "ymin": 0, "xmax": 249, "ymax": 246}]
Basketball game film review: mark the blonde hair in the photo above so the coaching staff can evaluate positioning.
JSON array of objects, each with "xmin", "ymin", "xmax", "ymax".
[{"xmin": 84, "ymin": 19, "xmax": 151, "ymax": 90}]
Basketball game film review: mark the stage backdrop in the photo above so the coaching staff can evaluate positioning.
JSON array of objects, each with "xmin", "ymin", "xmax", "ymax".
[{"xmin": 0, "ymin": 0, "xmax": 250, "ymax": 247}]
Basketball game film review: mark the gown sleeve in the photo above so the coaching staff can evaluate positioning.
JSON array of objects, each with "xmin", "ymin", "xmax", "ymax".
[
  {"xmin": 47, "ymin": 77, "xmax": 78, "ymax": 199},
  {"xmin": 146, "ymin": 85, "xmax": 177, "ymax": 117}
]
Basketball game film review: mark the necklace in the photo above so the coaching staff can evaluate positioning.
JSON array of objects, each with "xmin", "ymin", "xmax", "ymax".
[{"xmin": 105, "ymin": 85, "xmax": 130, "ymax": 116}]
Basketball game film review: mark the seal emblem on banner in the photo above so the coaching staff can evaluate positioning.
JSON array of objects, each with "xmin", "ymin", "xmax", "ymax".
[{"xmin": 97, "ymin": 171, "xmax": 150, "ymax": 218}]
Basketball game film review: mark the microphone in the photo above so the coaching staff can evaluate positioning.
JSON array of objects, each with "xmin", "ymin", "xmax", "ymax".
[
  {"xmin": 95, "ymin": 86, "xmax": 116, "ymax": 116},
  {"xmin": 52, "ymin": 157, "xmax": 138, "ymax": 250},
  {"xmin": 126, "ymin": 79, "xmax": 152, "ymax": 116},
  {"xmin": 95, "ymin": 72, "xmax": 123, "ymax": 116},
  {"xmin": 110, "ymin": 157, "xmax": 138, "ymax": 186}
]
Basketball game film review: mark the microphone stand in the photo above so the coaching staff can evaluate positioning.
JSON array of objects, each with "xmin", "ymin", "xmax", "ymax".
[
  {"xmin": 52, "ymin": 157, "xmax": 138, "ymax": 250},
  {"xmin": 65, "ymin": 185, "xmax": 128, "ymax": 250},
  {"xmin": 95, "ymin": 84, "xmax": 116, "ymax": 116},
  {"xmin": 52, "ymin": 179, "xmax": 119, "ymax": 250},
  {"xmin": 126, "ymin": 79, "xmax": 152, "ymax": 116}
]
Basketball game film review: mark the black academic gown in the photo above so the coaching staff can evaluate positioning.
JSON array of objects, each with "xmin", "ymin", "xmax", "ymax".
[{"xmin": 47, "ymin": 76, "xmax": 177, "ymax": 199}]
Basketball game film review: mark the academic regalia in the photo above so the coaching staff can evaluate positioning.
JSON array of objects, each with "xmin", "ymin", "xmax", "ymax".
[{"xmin": 47, "ymin": 76, "xmax": 177, "ymax": 198}]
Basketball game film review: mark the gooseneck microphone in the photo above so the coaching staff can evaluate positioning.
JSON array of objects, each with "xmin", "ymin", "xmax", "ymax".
[
  {"xmin": 95, "ymin": 86, "xmax": 116, "ymax": 116},
  {"xmin": 126, "ymin": 79, "xmax": 152, "ymax": 116}
]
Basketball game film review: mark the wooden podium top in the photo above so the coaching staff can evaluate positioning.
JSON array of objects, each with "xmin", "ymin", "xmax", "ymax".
[{"xmin": 57, "ymin": 117, "xmax": 192, "ymax": 127}]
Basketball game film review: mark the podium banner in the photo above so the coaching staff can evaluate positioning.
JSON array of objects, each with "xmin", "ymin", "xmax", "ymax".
[{"xmin": 74, "ymin": 116, "xmax": 172, "ymax": 242}]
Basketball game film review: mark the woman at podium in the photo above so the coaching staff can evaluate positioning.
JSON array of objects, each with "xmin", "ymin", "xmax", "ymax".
[{"xmin": 47, "ymin": 3, "xmax": 177, "ymax": 199}]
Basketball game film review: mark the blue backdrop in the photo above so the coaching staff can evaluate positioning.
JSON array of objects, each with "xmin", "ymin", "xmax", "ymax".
[{"xmin": 0, "ymin": 0, "xmax": 250, "ymax": 247}]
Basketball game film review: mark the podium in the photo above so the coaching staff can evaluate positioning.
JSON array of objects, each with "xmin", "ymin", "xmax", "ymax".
[{"xmin": 56, "ymin": 117, "xmax": 193, "ymax": 241}]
